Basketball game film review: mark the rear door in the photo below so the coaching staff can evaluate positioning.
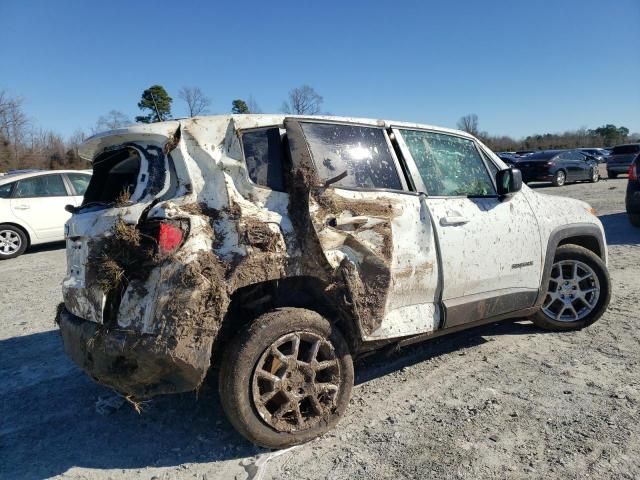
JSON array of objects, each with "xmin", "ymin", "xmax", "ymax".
[
  {"xmin": 10, "ymin": 173, "xmax": 72, "ymax": 241},
  {"xmin": 284, "ymin": 118, "xmax": 441, "ymax": 340},
  {"xmin": 393, "ymin": 127, "xmax": 542, "ymax": 327}
]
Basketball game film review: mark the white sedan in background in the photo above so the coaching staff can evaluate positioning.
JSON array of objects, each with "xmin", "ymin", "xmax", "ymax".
[{"xmin": 0, "ymin": 170, "xmax": 91, "ymax": 259}]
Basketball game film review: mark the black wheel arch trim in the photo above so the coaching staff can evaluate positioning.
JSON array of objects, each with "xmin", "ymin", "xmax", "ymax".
[{"xmin": 534, "ymin": 223, "xmax": 606, "ymax": 307}]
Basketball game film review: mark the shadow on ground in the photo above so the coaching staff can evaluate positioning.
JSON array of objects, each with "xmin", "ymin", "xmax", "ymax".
[
  {"xmin": 599, "ymin": 212, "xmax": 639, "ymax": 246},
  {"xmin": 1, "ymin": 319, "xmax": 545, "ymax": 478},
  {"xmin": 25, "ymin": 240, "xmax": 66, "ymax": 255}
]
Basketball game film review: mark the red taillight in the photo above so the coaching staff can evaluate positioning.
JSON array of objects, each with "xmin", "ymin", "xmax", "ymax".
[
  {"xmin": 158, "ymin": 222, "xmax": 184, "ymax": 255},
  {"xmin": 628, "ymin": 164, "xmax": 637, "ymax": 181}
]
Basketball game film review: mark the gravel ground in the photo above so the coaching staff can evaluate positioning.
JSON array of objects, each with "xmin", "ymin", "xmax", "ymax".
[{"xmin": 1, "ymin": 173, "xmax": 639, "ymax": 480}]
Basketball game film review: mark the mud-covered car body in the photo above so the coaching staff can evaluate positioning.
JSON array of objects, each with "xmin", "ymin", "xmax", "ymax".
[{"xmin": 57, "ymin": 115, "xmax": 607, "ymax": 400}]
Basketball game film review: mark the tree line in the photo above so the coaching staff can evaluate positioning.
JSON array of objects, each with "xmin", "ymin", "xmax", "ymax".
[
  {"xmin": 457, "ymin": 113, "xmax": 638, "ymax": 152},
  {"xmin": 1, "ymin": 86, "xmax": 637, "ymax": 173}
]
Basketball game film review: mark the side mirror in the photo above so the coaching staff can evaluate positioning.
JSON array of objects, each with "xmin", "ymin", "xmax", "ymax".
[{"xmin": 496, "ymin": 168, "xmax": 522, "ymax": 196}]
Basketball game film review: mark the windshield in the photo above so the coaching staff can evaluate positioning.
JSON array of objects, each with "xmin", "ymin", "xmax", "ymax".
[{"xmin": 611, "ymin": 145, "xmax": 640, "ymax": 155}]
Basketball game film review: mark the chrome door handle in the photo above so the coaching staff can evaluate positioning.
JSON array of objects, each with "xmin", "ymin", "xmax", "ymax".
[
  {"xmin": 440, "ymin": 216, "xmax": 469, "ymax": 226},
  {"xmin": 14, "ymin": 205, "xmax": 30, "ymax": 210}
]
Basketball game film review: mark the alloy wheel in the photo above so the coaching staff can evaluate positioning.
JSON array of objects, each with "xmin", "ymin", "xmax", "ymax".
[
  {"xmin": 542, "ymin": 260, "xmax": 600, "ymax": 322},
  {"xmin": 556, "ymin": 171, "xmax": 566, "ymax": 186},
  {"xmin": 252, "ymin": 331, "xmax": 341, "ymax": 433},
  {"xmin": 0, "ymin": 229, "xmax": 22, "ymax": 255}
]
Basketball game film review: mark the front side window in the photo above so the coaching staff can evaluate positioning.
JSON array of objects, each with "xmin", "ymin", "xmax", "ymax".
[
  {"xmin": 241, "ymin": 128, "xmax": 285, "ymax": 191},
  {"xmin": 301, "ymin": 122, "xmax": 402, "ymax": 190},
  {"xmin": 399, "ymin": 130, "xmax": 495, "ymax": 196},
  {"xmin": 0, "ymin": 182, "xmax": 14, "ymax": 198},
  {"xmin": 14, "ymin": 175, "xmax": 67, "ymax": 198},
  {"xmin": 66, "ymin": 173, "xmax": 91, "ymax": 195}
]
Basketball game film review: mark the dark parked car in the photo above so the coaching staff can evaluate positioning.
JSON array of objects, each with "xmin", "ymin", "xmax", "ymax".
[
  {"xmin": 607, "ymin": 144, "xmax": 640, "ymax": 178},
  {"xmin": 516, "ymin": 150, "xmax": 600, "ymax": 186},
  {"xmin": 626, "ymin": 156, "xmax": 640, "ymax": 227}
]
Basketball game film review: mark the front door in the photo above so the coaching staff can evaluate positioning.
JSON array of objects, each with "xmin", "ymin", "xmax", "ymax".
[
  {"xmin": 393, "ymin": 127, "xmax": 542, "ymax": 327},
  {"xmin": 284, "ymin": 118, "xmax": 441, "ymax": 340}
]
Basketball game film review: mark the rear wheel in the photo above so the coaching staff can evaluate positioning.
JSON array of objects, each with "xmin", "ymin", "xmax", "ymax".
[
  {"xmin": 552, "ymin": 170, "xmax": 566, "ymax": 187},
  {"xmin": 0, "ymin": 224, "xmax": 28, "ymax": 260},
  {"xmin": 608, "ymin": 172, "xmax": 618, "ymax": 179},
  {"xmin": 218, "ymin": 308, "xmax": 354, "ymax": 449},
  {"xmin": 532, "ymin": 245, "xmax": 610, "ymax": 331},
  {"xmin": 629, "ymin": 213, "xmax": 640, "ymax": 228}
]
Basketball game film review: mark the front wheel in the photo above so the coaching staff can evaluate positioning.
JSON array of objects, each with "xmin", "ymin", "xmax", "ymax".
[
  {"xmin": 552, "ymin": 170, "xmax": 566, "ymax": 187},
  {"xmin": 0, "ymin": 224, "xmax": 28, "ymax": 259},
  {"xmin": 532, "ymin": 245, "xmax": 610, "ymax": 331},
  {"xmin": 218, "ymin": 308, "xmax": 354, "ymax": 449},
  {"xmin": 589, "ymin": 167, "xmax": 600, "ymax": 183}
]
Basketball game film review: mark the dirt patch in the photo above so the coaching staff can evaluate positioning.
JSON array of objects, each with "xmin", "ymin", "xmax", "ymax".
[
  {"xmin": 114, "ymin": 188, "xmax": 132, "ymax": 207},
  {"xmin": 241, "ymin": 219, "xmax": 280, "ymax": 252},
  {"xmin": 87, "ymin": 219, "xmax": 152, "ymax": 295}
]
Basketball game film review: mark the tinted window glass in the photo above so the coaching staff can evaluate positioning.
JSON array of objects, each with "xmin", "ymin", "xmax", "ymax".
[
  {"xmin": 528, "ymin": 151, "xmax": 560, "ymax": 160},
  {"xmin": 0, "ymin": 182, "xmax": 14, "ymax": 198},
  {"xmin": 14, "ymin": 175, "xmax": 67, "ymax": 198},
  {"xmin": 400, "ymin": 130, "xmax": 495, "ymax": 196},
  {"xmin": 241, "ymin": 128, "xmax": 285, "ymax": 191},
  {"xmin": 67, "ymin": 173, "xmax": 91, "ymax": 195},
  {"xmin": 611, "ymin": 145, "xmax": 640, "ymax": 155},
  {"xmin": 301, "ymin": 122, "xmax": 402, "ymax": 190}
]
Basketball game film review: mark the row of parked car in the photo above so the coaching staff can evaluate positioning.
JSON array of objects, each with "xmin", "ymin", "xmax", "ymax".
[
  {"xmin": 498, "ymin": 144, "xmax": 640, "ymax": 227},
  {"xmin": 497, "ymin": 144, "xmax": 640, "ymax": 187}
]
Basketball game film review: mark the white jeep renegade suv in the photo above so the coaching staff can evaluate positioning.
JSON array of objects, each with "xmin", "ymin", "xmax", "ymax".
[{"xmin": 56, "ymin": 115, "xmax": 610, "ymax": 448}]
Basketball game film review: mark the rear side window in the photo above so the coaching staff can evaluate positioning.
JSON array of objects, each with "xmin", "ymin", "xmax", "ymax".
[
  {"xmin": 66, "ymin": 173, "xmax": 91, "ymax": 196},
  {"xmin": 0, "ymin": 182, "xmax": 14, "ymax": 198},
  {"xmin": 611, "ymin": 145, "xmax": 640, "ymax": 155},
  {"xmin": 400, "ymin": 130, "xmax": 495, "ymax": 197},
  {"xmin": 241, "ymin": 128, "xmax": 285, "ymax": 191},
  {"xmin": 14, "ymin": 175, "xmax": 68, "ymax": 198},
  {"xmin": 300, "ymin": 122, "xmax": 402, "ymax": 190}
]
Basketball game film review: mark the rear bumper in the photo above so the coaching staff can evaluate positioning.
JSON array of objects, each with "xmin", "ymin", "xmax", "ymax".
[
  {"xmin": 57, "ymin": 307, "xmax": 215, "ymax": 398},
  {"xmin": 607, "ymin": 165, "xmax": 630, "ymax": 174}
]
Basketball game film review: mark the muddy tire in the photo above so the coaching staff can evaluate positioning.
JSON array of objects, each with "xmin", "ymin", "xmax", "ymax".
[
  {"xmin": 552, "ymin": 170, "xmax": 566, "ymax": 187},
  {"xmin": 629, "ymin": 214, "xmax": 640, "ymax": 228},
  {"xmin": 0, "ymin": 224, "xmax": 28, "ymax": 260},
  {"xmin": 218, "ymin": 308, "xmax": 354, "ymax": 449},
  {"xmin": 532, "ymin": 245, "xmax": 610, "ymax": 331}
]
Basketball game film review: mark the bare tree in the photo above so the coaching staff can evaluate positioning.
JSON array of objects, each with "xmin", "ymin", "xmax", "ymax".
[
  {"xmin": 178, "ymin": 86, "xmax": 211, "ymax": 117},
  {"xmin": 0, "ymin": 91, "xmax": 30, "ymax": 169},
  {"xmin": 94, "ymin": 110, "xmax": 131, "ymax": 132},
  {"xmin": 247, "ymin": 94, "xmax": 262, "ymax": 114},
  {"xmin": 457, "ymin": 114, "xmax": 479, "ymax": 136},
  {"xmin": 281, "ymin": 85, "xmax": 323, "ymax": 115}
]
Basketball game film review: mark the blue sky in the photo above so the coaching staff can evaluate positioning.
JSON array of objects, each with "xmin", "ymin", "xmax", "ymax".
[{"xmin": 1, "ymin": 0, "xmax": 638, "ymax": 139}]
